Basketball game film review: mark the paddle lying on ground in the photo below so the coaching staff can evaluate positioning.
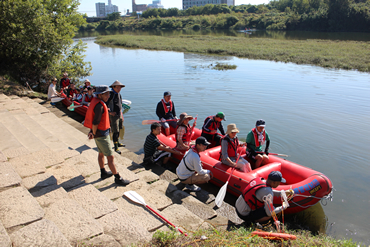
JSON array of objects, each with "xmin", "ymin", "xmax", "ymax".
[
  {"xmin": 67, "ymin": 104, "xmax": 83, "ymax": 110},
  {"xmin": 141, "ymin": 119, "xmax": 177, "ymax": 125},
  {"xmin": 215, "ymin": 149, "xmax": 243, "ymax": 208},
  {"xmin": 256, "ymin": 151, "xmax": 289, "ymax": 157},
  {"xmin": 123, "ymin": 191, "xmax": 188, "ymax": 236}
]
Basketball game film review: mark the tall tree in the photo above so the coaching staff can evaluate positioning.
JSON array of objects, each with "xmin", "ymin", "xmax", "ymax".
[{"xmin": 0, "ymin": 0, "xmax": 91, "ymax": 88}]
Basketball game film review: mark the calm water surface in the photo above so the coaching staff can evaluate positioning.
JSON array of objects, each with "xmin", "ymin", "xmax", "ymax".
[{"xmin": 76, "ymin": 36, "xmax": 370, "ymax": 244}]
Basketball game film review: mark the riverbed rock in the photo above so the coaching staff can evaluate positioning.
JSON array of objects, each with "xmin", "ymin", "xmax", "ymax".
[{"xmin": 10, "ymin": 219, "xmax": 71, "ymax": 247}]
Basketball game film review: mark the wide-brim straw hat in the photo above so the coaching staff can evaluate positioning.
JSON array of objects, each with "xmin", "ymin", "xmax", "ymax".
[
  {"xmin": 110, "ymin": 80, "xmax": 125, "ymax": 88},
  {"xmin": 177, "ymin": 112, "xmax": 193, "ymax": 125},
  {"xmin": 226, "ymin": 123, "xmax": 239, "ymax": 135}
]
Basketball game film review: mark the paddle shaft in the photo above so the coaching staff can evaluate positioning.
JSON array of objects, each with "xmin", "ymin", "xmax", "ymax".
[
  {"xmin": 226, "ymin": 148, "xmax": 243, "ymax": 182},
  {"xmin": 256, "ymin": 151, "xmax": 288, "ymax": 157},
  {"xmin": 142, "ymin": 119, "xmax": 177, "ymax": 125},
  {"xmin": 145, "ymin": 204, "xmax": 188, "ymax": 236}
]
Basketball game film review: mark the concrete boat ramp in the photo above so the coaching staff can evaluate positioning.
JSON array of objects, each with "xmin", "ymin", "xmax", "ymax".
[{"xmin": 0, "ymin": 93, "xmax": 242, "ymax": 246}]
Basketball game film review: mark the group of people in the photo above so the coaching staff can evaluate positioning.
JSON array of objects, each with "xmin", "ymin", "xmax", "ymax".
[{"xmin": 144, "ymin": 91, "xmax": 292, "ymax": 224}]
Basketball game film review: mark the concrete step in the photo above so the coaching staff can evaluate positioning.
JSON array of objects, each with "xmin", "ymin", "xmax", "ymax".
[
  {"xmin": 0, "ymin": 110, "xmax": 47, "ymax": 153},
  {"xmin": 12, "ymin": 112, "xmax": 69, "ymax": 152},
  {"xmin": 0, "ymin": 121, "xmax": 29, "ymax": 159}
]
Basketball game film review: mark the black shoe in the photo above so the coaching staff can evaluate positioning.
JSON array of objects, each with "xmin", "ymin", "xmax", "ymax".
[
  {"xmin": 114, "ymin": 148, "xmax": 121, "ymax": 154},
  {"xmin": 117, "ymin": 142, "xmax": 125, "ymax": 147},
  {"xmin": 115, "ymin": 177, "xmax": 130, "ymax": 186},
  {"xmin": 101, "ymin": 171, "xmax": 113, "ymax": 180}
]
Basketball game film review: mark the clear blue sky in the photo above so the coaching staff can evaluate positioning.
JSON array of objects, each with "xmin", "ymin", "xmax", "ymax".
[{"xmin": 78, "ymin": 0, "xmax": 270, "ymax": 16}]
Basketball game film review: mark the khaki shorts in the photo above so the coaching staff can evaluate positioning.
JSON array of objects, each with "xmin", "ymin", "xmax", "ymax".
[
  {"xmin": 180, "ymin": 172, "xmax": 211, "ymax": 185},
  {"xmin": 109, "ymin": 114, "xmax": 123, "ymax": 134},
  {"xmin": 95, "ymin": 135, "xmax": 113, "ymax": 157}
]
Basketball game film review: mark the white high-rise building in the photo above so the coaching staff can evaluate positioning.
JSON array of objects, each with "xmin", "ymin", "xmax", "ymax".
[
  {"xmin": 148, "ymin": 0, "xmax": 164, "ymax": 9},
  {"xmin": 95, "ymin": 0, "xmax": 119, "ymax": 17}
]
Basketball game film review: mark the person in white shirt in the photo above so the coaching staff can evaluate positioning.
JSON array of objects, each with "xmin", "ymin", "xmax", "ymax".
[
  {"xmin": 176, "ymin": 136, "xmax": 213, "ymax": 192},
  {"xmin": 47, "ymin": 78, "xmax": 60, "ymax": 101}
]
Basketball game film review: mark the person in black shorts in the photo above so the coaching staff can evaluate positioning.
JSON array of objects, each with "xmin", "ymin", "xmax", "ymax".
[{"xmin": 143, "ymin": 122, "xmax": 182, "ymax": 166}]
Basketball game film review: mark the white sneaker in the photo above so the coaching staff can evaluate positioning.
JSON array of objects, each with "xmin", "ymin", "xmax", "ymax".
[{"xmin": 185, "ymin": 184, "xmax": 201, "ymax": 192}]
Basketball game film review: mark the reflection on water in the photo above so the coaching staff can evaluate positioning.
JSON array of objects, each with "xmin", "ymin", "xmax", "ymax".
[
  {"xmin": 75, "ymin": 29, "xmax": 370, "ymax": 41},
  {"xmin": 76, "ymin": 37, "xmax": 369, "ymax": 245}
]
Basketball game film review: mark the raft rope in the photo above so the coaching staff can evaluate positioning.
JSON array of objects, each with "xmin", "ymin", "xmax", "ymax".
[{"xmin": 290, "ymin": 187, "xmax": 335, "ymax": 208}]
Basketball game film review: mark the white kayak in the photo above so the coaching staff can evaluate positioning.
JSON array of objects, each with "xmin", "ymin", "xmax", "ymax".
[{"xmin": 122, "ymin": 99, "xmax": 131, "ymax": 106}]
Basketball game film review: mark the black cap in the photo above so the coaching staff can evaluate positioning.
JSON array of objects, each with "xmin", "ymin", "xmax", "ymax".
[
  {"xmin": 164, "ymin": 91, "xmax": 171, "ymax": 97},
  {"xmin": 268, "ymin": 171, "xmax": 286, "ymax": 183},
  {"xmin": 256, "ymin": 119, "xmax": 266, "ymax": 127},
  {"xmin": 195, "ymin": 136, "xmax": 211, "ymax": 146}
]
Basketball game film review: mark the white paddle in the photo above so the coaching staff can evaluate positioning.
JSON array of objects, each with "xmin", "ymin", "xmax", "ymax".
[
  {"xmin": 141, "ymin": 119, "xmax": 177, "ymax": 125},
  {"xmin": 51, "ymin": 97, "xmax": 65, "ymax": 103},
  {"xmin": 123, "ymin": 191, "xmax": 187, "ymax": 236},
  {"xmin": 215, "ymin": 149, "xmax": 243, "ymax": 208},
  {"xmin": 256, "ymin": 151, "xmax": 289, "ymax": 157}
]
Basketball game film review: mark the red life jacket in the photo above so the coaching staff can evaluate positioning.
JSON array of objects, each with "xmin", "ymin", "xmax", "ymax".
[
  {"xmin": 84, "ymin": 97, "xmax": 110, "ymax": 131},
  {"xmin": 175, "ymin": 124, "xmax": 192, "ymax": 144},
  {"xmin": 85, "ymin": 94, "xmax": 93, "ymax": 102},
  {"xmin": 161, "ymin": 99, "xmax": 173, "ymax": 114},
  {"xmin": 61, "ymin": 78, "xmax": 70, "ymax": 88},
  {"xmin": 252, "ymin": 128, "xmax": 266, "ymax": 148},
  {"xmin": 202, "ymin": 115, "xmax": 220, "ymax": 135},
  {"xmin": 242, "ymin": 177, "xmax": 267, "ymax": 211},
  {"xmin": 222, "ymin": 135, "xmax": 239, "ymax": 158},
  {"xmin": 68, "ymin": 89, "xmax": 77, "ymax": 98}
]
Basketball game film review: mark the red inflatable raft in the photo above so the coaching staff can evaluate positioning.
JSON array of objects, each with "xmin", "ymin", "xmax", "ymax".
[
  {"xmin": 60, "ymin": 93, "xmax": 88, "ymax": 117},
  {"xmin": 158, "ymin": 128, "xmax": 333, "ymax": 214}
]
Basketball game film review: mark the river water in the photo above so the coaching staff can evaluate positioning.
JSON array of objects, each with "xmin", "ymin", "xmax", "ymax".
[{"xmin": 74, "ymin": 32, "xmax": 370, "ymax": 244}]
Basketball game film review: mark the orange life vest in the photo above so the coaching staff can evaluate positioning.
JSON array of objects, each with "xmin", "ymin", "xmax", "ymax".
[
  {"xmin": 161, "ymin": 99, "xmax": 173, "ymax": 114},
  {"xmin": 242, "ymin": 177, "xmax": 267, "ymax": 211},
  {"xmin": 252, "ymin": 128, "xmax": 266, "ymax": 148},
  {"xmin": 84, "ymin": 97, "xmax": 110, "ymax": 131}
]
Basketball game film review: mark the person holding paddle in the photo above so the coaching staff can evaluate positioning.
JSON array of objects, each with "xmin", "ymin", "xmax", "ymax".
[
  {"xmin": 246, "ymin": 119, "xmax": 270, "ymax": 169},
  {"xmin": 221, "ymin": 124, "xmax": 252, "ymax": 173},
  {"xmin": 176, "ymin": 136, "xmax": 213, "ymax": 192},
  {"xmin": 235, "ymin": 171, "xmax": 293, "ymax": 224},
  {"xmin": 84, "ymin": 85, "xmax": 130, "ymax": 186},
  {"xmin": 156, "ymin": 91, "xmax": 177, "ymax": 136},
  {"xmin": 201, "ymin": 112, "xmax": 226, "ymax": 147},
  {"xmin": 143, "ymin": 122, "xmax": 183, "ymax": 167},
  {"xmin": 107, "ymin": 80, "xmax": 126, "ymax": 154},
  {"xmin": 175, "ymin": 112, "xmax": 196, "ymax": 151}
]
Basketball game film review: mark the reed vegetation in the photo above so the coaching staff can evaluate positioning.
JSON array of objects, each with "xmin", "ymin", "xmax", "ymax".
[
  {"xmin": 96, "ymin": 34, "xmax": 370, "ymax": 72},
  {"xmin": 139, "ymin": 226, "xmax": 359, "ymax": 247}
]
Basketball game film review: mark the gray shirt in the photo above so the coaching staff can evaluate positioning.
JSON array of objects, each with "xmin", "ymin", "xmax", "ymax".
[
  {"xmin": 176, "ymin": 148, "xmax": 210, "ymax": 180},
  {"xmin": 235, "ymin": 186, "xmax": 286, "ymax": 217}
]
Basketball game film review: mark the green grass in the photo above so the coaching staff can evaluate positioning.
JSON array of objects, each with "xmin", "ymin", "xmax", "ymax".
[
  {"xmin": 138, "ymin": 226, "xmax": 360, "ymax": 247},
  {"xmin": 96, "ymin": 34, "xmax": 370, "ymax": 72}
]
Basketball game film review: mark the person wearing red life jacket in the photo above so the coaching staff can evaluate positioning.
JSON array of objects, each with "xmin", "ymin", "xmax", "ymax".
[
  {"xmin": 60, "ymin": 72, "xmax": 70, "ymax": 93},
  {"xmin": 82, "ymin": 87, "xmax": 94, "ymax": 106},
  {"xmin": 156, "ymin": 91, "xmax": 177, "ymax": 136},
  {"xmin": 246, "ymin": 119, "xmax": 270, "ymax": 169},
  {"xmin": 84, "ymin": 85, "xmax": 130, "ymax": 186},
  {"xmin": 220, "ymin": 123, "xmax": 252, "ymax": 172},
  {"xmin": 176, "ymin": 137, "xmax": 214, "ymax": 192},
  {"xmin": 201, "ymin": 112, "xmax": 226, "ymax": 146},
  {"xmin": 175, "ymin": 113, "xmax": 196, "ymax": 151},
  {"xmin": 235, "ymin": 171, "xmax": 294, "ymax": 224},
  {"xmin": 66, "ymin": 83, "xmax": 78, "ymax": 100}
]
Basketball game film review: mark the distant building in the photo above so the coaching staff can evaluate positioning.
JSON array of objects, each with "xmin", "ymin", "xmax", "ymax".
[
  {"xmin": 95, "ymin": 0, "xmax": 119, "ymax": 17},
  {"xmin": 132, "ymin": 0, "xmax": 148, "ymax": 13},
  {"xmin": 148, "ymin": 0, "xmax": 164, "ymax": 9},
  {"xmin": 182, "ymin": 0, "xmax": 235, "ymax": 10}
]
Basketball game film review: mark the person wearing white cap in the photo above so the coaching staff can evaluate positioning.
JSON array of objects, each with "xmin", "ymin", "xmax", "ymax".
[
  {"xmin": 84, "ymin": 85, "xmax": 130, "ymax": 186},
  {"xmin": 246, "ymin": 119, "xmax": 270, "ymax": 169},
  {"xmin": 221, "ymin": 124, "xmax": 251, "ymax": 172},
  {"xmin": 156, "ymin": 91, "xmax": 177, "ymax": 136},
  {"xmin": 106, "ymin": 80, "xmax": 126, "ymax": 154},
  {"xmin": 235, "ymin": 171, "xmax": 294, "ymax": 224},
  {"xmin": 176, "ymin": 137, "xmax": 214, "ymax": 192}
]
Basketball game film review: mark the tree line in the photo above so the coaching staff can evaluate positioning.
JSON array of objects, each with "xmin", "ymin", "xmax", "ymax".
[{"xmin": 80, "ymin": 0, "xmax": 370, "ymax": 32}]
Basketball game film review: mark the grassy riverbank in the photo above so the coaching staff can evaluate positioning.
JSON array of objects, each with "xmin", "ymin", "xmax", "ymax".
[
  {"xmin": 139, "ymin": 226, "xmax": 358, "ymax": 246},
  {"xmin": 96, "ymin": 34, "xmax": 370, "ymax": 72}
]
